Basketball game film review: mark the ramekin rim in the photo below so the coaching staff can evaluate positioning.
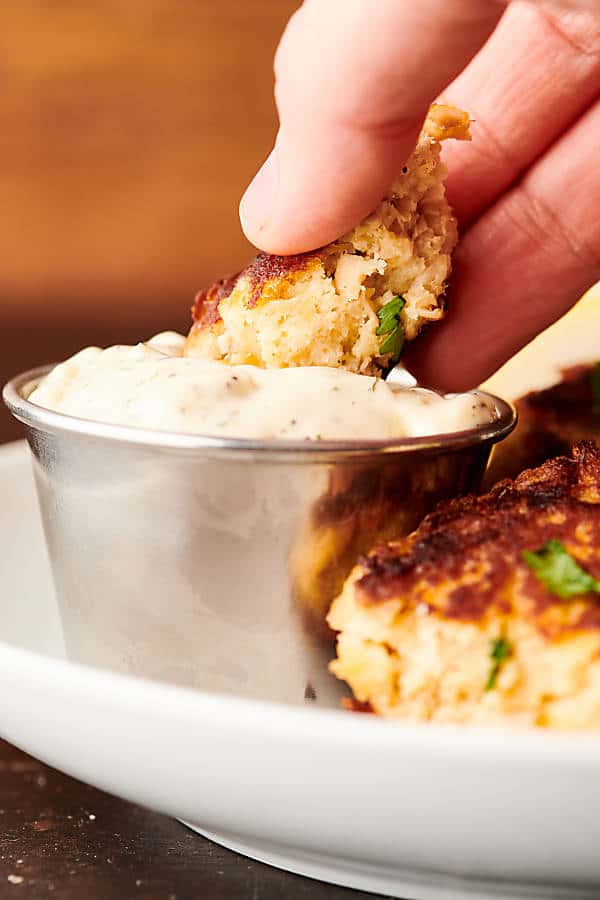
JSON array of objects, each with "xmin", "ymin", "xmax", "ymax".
[{"xmin": 3, "ymin": 364, "xmax": 516, "ymax": 458}]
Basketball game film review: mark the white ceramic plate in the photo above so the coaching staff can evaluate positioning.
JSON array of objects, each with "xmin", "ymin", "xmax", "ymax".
[{"xmin": 2, "ymin": 440, "xmax": 600, "ymax": 900}]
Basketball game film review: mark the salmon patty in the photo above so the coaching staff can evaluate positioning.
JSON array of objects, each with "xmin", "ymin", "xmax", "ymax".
[
  {"xmin": 328, "ymin": 442, "xmax": 600, "ymax": 729},
  {"xmin": 487, "ymin": 363, "xmax": 600, "ymax": 484},
  {"xmin": 185, "ymin": 104, "xmax": 470, "ymax": 375}
]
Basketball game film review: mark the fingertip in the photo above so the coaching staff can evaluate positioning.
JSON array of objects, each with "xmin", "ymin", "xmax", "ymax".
[
  {"xmin": 240, "ymin": 0, "xmax": 505, "ymax": 255},
  {"xmin": 240, "ymin": 127, "xmax": 410, "ymax": 255},
  {"xmin": 239, "ymin": 148, "xmax": 279, "ymax": 251},
  {"xmin": 239, "ymin": 143, "xmax": 337, "ymax": 255}
]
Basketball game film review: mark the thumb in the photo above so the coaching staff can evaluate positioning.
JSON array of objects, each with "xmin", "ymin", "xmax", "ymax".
[{"xmin": 240, "ymin": 0, "xmax": 505, "ymax": 255}]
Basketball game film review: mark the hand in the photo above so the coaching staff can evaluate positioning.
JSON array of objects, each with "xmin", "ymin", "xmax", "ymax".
[{"xmin": 239, "ymin": 0, "xmax": 600, "ymax": 390}]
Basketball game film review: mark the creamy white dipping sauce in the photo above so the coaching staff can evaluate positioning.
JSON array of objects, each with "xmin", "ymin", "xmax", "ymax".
[{"xmin": 28, "ymin": 332, "xmax": 498, "ymax": 440}]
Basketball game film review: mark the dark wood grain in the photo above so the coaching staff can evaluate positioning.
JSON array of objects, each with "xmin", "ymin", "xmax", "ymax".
[{"xmin": 0, "ymin": 739, "xmax": 396, "ymax": 900}]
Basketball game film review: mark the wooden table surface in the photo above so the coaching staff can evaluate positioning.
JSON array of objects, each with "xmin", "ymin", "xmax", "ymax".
[
  {"xmin": 0, "ymin": 739, "xmax": 396, "ymax": 900},
  {"xmin": 0, "ymin": 0, "xmax": 298, "ymax": 443}
]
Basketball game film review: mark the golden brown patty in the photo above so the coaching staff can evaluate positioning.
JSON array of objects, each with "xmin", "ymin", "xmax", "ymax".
[
  {"xmin": 185, "ymin": 104, "xmax": 470, "ymax": 375},
  {"xmin": 328, "ymin": 442, "xmax": 600, "ymax": 729},
  {"xmin": 487, "ymin": 363, "xmax": 600, "ymax": 484},
  {"xmin": 290, "ymin": 444, "xmax": 493, "ymax": 644}
]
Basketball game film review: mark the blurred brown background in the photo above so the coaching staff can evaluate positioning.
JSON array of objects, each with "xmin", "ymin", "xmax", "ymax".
[{"xmin": 0, "ymin": 0, "xmax": 298, "ymax": 441}]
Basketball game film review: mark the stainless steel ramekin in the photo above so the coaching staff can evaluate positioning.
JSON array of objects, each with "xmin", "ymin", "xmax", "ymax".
[{"xmin": 4, "ymin": 366, "xmax": 515, "ymax": 706}]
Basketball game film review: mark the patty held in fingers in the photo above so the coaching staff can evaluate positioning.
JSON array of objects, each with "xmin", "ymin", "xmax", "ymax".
[{"xmin": 185, "ymin": 104, "xmax": 470, "ymax": 376}]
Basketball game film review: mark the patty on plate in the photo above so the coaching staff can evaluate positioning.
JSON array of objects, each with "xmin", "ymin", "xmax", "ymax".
[
  {"xmin": 185, "ymin": 104, "xmax": 470, "ymax": 375},
  {"xmin": 486, "ymin": 363, "xmax": 600, "ymax": 485},
  {"xmin": 289, "ymin": 438, "xmax": 494, "ymax": 644},
  {"xmin": 328, "ymin": 442, "xmax": 600, "ymax": 729}
]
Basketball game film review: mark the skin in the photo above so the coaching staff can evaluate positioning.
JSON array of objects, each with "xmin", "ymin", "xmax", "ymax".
[{"xmin": 239, "ymin": 0, "xmax": 600, "ymax": 390}]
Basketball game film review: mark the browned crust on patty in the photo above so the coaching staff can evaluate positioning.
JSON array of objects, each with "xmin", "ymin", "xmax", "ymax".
[
  {"xmin": 486, "ymin": 364, "xmax": 600, "ymax": 484},
  {"xmin": 191, "ymin": 253, "xmax": 321, "ymax": 327},
  {"xmin": 192, "ymin": 274, "xmax": 239, "ymax": 326},
  {"xmin": 242, "ymin": 252, "xmax": 320, "ymax": 307},
  {"xmin": 341, "ymin": 698, "xmax": 375, "ymax": 714},
  {"xmin": 526, "ymin": 364, "xmax": 597, "ymax": 419},
  {"xmin": 354, "ymin": 442, "xmax": 600, "ymax": 636}
]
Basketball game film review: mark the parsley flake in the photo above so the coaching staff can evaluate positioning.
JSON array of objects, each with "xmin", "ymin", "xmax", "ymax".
[
  {"xmin": 485, "ymin": 637, "xmax": 512, "ymax": 692},
  {"xmin": 376, "ymin": 295, "xmax": 406, "ymax": 363},
  {"xmin": 592, "ymin": 362, "xmax": 600, "ymax": 415},
  {"xmin": 522, "ymin": 539, "xmax": 600, "ymax": 599}
]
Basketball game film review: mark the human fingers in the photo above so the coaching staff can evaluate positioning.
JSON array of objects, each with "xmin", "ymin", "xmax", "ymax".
[
  {"xmin": 406, "ymin": 96, "xmax": 600, "ymax": 391},
  {"xmin": 440, "ymin": 0, "xmax": 600, "ymax": 225},
  {"xmin": 239, "ymin": 0, "xmax": 504, "ymax": 254}
]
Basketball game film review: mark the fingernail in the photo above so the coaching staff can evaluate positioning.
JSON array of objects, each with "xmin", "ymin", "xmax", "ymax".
[{"xmin": 239, "ymin": 148, "xmax": 278, "ymax": 238}]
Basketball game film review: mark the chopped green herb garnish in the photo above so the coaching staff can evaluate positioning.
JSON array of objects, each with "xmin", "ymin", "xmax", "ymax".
[
  {"xmin": 485, "ymin": 637, "xmax": 512, "ymax": 692},
  {"xmin": 522, "ymin": 539, "xmax": 600, "ymax": 599},
  {"xmin": 376, "ymin": 295, "xmax": 406, "ymax": 363},
  {"xmin": 592, "ymin": 362, "xmax": 600, "ymax": 415}
]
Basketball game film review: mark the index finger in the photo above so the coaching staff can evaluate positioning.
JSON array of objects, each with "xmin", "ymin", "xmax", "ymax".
[{"xmin": 240, "ymin": 0, "xmax": 505, "ymax": 254}]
